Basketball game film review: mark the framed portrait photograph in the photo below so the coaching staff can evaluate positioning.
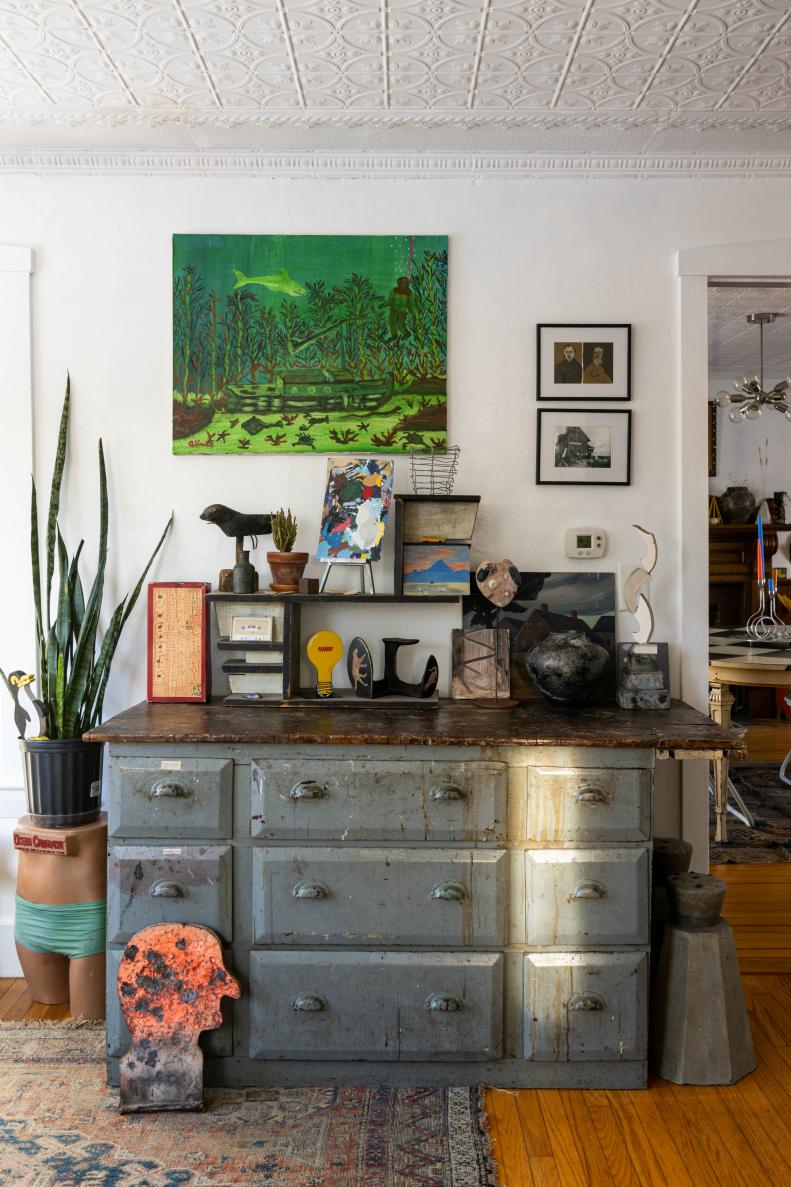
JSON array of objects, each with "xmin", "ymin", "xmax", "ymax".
[
  {"xmin": 536, "ymin": 409, "xmax": 632, "ymax": 486},
  {"xmin": 537, "ymin": 324, "xmax": 631, "ymax": 400}
]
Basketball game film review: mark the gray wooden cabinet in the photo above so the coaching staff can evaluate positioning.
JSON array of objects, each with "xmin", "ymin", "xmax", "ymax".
[{"xmin": 103, "ymin": 736, "xmax": 662, "ymax": 1088}]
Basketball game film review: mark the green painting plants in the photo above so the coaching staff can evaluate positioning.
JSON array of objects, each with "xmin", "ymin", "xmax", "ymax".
[{"xmin": 172, "ymin": 234, "xmax": 448, "ymax": 455}]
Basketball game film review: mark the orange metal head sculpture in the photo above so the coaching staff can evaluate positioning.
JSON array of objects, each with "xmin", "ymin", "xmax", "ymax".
[{"xmin": 118, "ymin": 923, "xmax": 240, "ymax": 1113}]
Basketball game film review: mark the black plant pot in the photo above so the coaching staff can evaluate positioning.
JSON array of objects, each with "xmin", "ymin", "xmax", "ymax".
[{"xmin": 19, "ymin": 738, "xmax": 102, "ymax": 827}]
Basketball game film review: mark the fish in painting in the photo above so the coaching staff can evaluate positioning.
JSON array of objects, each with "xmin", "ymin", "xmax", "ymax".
[
  {"xmin": 232, "ymin": 267, "xmax": 306, "ymax": 297},
  {"xmin": 316, "ymin": 458, "xmax": 394, "ymax": 562}
]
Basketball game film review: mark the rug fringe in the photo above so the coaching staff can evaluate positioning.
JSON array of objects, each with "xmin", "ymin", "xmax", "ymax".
[
  {"xmin": 476, "ymin": 1087, "xmax": 506, "ymax": 1187},
  {"xmin": 0, "ymin": 1018, "xmax": 104, "ymax": 1030}
]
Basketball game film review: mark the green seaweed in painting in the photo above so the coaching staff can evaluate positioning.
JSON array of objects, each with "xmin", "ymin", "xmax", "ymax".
[{"xmin": 172, "ymin": 234, "xmax": 448, "ymax": 455}]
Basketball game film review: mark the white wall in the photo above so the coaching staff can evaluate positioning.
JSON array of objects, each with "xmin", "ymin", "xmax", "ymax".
[
  {"xmin": 2, "ymin": 172, "xmax": 791, "ymax": 972},
  {"xmin": 710, "ymin": 371, "xmax": 791, "ymax": 508}
]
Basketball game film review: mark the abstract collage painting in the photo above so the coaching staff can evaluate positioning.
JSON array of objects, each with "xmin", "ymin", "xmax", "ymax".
[{"xmin": 173, "ymin": 234, "xmax": 448, "ymax": 455}]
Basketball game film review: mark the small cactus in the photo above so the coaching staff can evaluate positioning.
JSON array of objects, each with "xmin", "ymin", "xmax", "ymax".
[{"xmin": 272, "ymin": 507, "xmax": 298, "ymax": 552}]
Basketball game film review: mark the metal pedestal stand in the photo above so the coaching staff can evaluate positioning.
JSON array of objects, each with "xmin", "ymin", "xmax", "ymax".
[{"xmin": 319, "ymin": 559, "xmax": 376, "ymax": 595}]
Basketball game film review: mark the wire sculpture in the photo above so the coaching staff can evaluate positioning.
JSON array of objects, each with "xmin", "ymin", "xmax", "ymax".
[{"xmin": 409, "ymin": 445, "xmax": 460, "ymax": 495}]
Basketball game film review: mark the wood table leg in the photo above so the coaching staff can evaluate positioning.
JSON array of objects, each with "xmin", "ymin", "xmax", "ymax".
[{"xmin": 710, "ymin": 680, "xmax": 735, "ymax": 844}]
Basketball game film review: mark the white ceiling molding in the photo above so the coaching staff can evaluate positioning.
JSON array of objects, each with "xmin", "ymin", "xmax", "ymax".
[
  {"xmin": 1, "ymin": 149, "xmax": 791, "ymax": 178},
  {"xmin": 0, "ymin": 1, "xmax": 790, "ymax": 160}
]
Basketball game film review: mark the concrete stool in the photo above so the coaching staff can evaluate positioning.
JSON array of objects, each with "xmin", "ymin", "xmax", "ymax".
[
  {"xmin": 650, "ymin": 872, "xmax": 755, "ymax": 1085},
  {"xmin": 651, "ymin": 837, "xmax": 693, "ymax": 986}
]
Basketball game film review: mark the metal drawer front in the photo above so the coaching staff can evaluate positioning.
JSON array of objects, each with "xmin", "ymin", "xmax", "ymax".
[
  {"xmin": 105, "ymin": 948, "xmax": 233, "ymax": 1057},
  {"xmin": 250, "ymin": 758, "xmax": 506, "ymax": 842},
  {"xmin": 107, "ymin": 845, "xmax": 232, "ymax": 943},
  {"xmin": 249, "ymin": 951, "xmax": 503, "ymax": 1061},
  {"xmin": 525, "ymin": 848, "xmax": 649, "ymax": 947},
  {"xmin": 109, "ymin": 758, "xmax": 233, "ymax": 839},
  {"xmin": 252, "ymin": 848, "xmax": 506, "ymax": 947},
  {"xmin": 526, "ymin": 766, "xmax": 651, "ymax": 843},
  {"xmin": 524, "ymin": 951, "xmax": 647, "ymax": 1061}
]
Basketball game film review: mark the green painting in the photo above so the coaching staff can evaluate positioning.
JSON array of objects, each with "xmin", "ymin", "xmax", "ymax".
[{"xmin": 172, "ymin": 234, "xmax": 448, "ymax": 455}]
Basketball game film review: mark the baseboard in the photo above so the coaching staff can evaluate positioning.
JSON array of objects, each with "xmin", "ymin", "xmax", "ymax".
[{"xmin": 0, "ymin": 924, "xmax": 21, "ymax": 977}]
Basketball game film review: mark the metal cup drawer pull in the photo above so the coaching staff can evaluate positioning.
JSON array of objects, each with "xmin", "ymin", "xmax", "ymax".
[
  {"xmin": 292, "ymin": 881, "xmax": 332, "ymax": 900},
  {"xmin": 149, "ymin": 780, "xmax": 192, "ymax": 800},
  {"xmin": 569, "ymin": 880, "xmax": 607, "ymax": 901},
  {"xmin": 431, "ymin": 881, "xmax": 467, "ymax": 902},
  {"xmin": 425, "ymin": 994, "xmax": 464, "ymax": 1012},
  {"xmin": 568, "ymin": 992, "xmax": 605, "ymax": 1012},
  {"xmin": 289, "ymin": 780, "xmax": 327, "ymax": 801},
  {"xmin": 149, "ymin": 879, "xmax": 190, "ymax": 899},
  {"xmin": 293, "ymin": 993, "xmax": 327, "ymax": 1012},
  {"xmin": 573, "ymin": 786, "xmax": 609, "ymax": 804},
  {"xmin": 429, "ymin": 782, "xmax": 467, "ymax": 803}
]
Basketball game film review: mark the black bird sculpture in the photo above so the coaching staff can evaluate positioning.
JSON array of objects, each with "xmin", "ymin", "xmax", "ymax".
[{"xmin": 200, "ymin": 504, "xmax": 273, "ymax": 562}]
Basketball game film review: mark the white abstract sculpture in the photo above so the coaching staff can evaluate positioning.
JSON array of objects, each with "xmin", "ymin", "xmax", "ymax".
[{"xmin": 623, "ymin": 525, "xmax": 657, "ymax": 647}]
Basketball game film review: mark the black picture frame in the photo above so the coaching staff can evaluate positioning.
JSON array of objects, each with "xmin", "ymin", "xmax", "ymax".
[
  {"xmin": 708, "ymin": 401, "xmax": 718, "ymax": 478},
  {"xmin": 537, "ymin": 323, "xmax": 632, "ymax": 401},
  {"xmin": 536, "ymin": 408, "xmax": 632, "ymax": 486}
]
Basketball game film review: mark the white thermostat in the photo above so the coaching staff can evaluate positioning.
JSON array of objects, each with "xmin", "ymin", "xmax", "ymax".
[{"xmin": 565, "ymin": 528, "xmax": 606, "ymax": 559}]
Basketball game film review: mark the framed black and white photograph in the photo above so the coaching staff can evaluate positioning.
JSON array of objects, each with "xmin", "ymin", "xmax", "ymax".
[
  {"xmin": 537, "ymin": 409, "xmax": 632, "ymax": 486},
  {"xmin": 537, "ymin": 324, "xmax": 631, "ymax": 400}
]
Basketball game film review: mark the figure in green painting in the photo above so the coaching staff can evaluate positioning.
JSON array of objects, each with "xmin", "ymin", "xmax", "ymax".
[{"xmin": 387, "ymin": 276, "xmax": 415, "ymax": 338}]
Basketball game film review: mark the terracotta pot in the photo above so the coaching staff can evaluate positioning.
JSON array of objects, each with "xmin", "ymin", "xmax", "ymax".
[{"xmin": 267, "ymin": 551, "xmax": 309, "ymax": 593}]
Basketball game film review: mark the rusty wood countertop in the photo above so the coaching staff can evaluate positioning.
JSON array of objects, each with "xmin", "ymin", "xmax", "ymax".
[{"xmin": 84, "ymin": 699, "xmax": 740, "ymax": 753}]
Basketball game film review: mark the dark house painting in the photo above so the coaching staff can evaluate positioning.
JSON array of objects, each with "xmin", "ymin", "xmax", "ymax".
[{"xmin": 463, "ymin": 571, "xmax": 616, "ymax": 700}]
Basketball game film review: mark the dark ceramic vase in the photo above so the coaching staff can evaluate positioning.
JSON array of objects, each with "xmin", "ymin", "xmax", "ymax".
[
  {"xmin": 526, "ymin": 631, "xmax": 610, "ymax": 708},
  {"xmin": 719, "ymin": 486, "xmax": 756, "ymax": 524}
]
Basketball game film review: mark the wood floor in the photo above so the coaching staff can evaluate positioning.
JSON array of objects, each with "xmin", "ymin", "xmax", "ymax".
[{"xmin": 487, "ymin": 858, "xmax": 791, "ymax": 1186}]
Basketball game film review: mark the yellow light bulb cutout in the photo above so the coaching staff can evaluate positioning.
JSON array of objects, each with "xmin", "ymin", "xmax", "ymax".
[{"xmin": 306, "ymin": 631, "xmax": 344, "ymax": 699}]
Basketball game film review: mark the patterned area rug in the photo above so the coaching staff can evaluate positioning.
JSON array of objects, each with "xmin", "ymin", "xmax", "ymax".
[
  {"xmin": 0, "ymin": 1023, "xmax": 498, "ymax": 1186},
  {"xmin": 710, "ymin": 762, "xmax": 791, "ymax": 864}
]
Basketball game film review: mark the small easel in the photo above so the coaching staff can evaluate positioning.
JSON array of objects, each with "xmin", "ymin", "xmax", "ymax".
[{"xmin": 319, "ymin": 558, "xmax": 376, "ymax": 595}]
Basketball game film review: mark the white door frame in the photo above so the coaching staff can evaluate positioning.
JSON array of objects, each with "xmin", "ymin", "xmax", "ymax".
[
  {"xmin": 0, "ymin": 243, "xmax": 33, "ymax": 975},
  {"xmin": 677, "ymin": 238, "xmax": 791, "ymax": 867}
]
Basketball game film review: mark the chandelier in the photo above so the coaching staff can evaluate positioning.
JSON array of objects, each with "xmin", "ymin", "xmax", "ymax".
[{"xmin": 716, "ymin": 312, "xmax": 791, "ymax": 424}]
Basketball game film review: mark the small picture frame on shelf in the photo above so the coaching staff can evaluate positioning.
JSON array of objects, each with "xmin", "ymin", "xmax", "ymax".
[
  {"xmin": 537, "ymin": 324, "xmax": 631, "ymax": 401},
  {"xmin": 536, "ymin": 409, "xmax": 632, "ymax": 486},
  {"xmin": 231, "ymin": 616, "xmax": 273, "ymax": 643}
]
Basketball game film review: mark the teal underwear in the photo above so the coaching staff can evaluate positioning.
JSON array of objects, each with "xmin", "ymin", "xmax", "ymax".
[{"xmin": 15, "ymin": 895, "xmax": 106, "ymax": 960}]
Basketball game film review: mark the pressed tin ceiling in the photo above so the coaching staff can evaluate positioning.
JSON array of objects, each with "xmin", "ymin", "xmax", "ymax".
[
  {"xmin": 709, "ymin": 284, "xmax": 791, "ymax": 376},
  {"xmin": 0, "ymin": 0, "xmax": 791, "ymax": 160}
]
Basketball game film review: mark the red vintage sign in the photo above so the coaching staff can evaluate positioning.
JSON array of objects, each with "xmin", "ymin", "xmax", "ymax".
[{"xmin": 13, "ymin": 830, "xmax": 71, "ymax": 856}]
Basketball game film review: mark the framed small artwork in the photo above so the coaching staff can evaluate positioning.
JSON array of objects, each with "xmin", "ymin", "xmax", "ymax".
[
  {"xmin": 316, "ymin": 457, "xmax": 395, "ymax": 562},
  {"xmin": 536, "ymin": 409, "xmax": 632, "ymax": 486},
  {"xmin": 403, "ymin": 544, "xmax": 471, "ymax": 596},
  {"xmin": 708, "ymin": 401, "xmax": 718, "ymax": 478},
  {"xmin": 147, "ymin": 582, "xmax": 210, "ymax": 703},
  {"xmin": 537, "ymin": 324, "xmax": 631, "ymax": 401}
]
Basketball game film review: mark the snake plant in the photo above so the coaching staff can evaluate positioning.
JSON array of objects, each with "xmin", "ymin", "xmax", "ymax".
[{"xmin": 1, "ymin": 377, "xmax": 172, "ymax": 739}]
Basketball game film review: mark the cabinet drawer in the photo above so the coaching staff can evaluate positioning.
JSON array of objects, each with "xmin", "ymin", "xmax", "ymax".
[
  {"xmin": 251, "ymin": 758, "xmax": 506, "ymax": 843},
  {"xmin": 252, "ymin": 847, "xmax": 505, "ymax": 947},
  {"xmin": 105, "ymin": 948, "xmax": 234, "ymax": 1057},
  {"xmin": 107, "ymin": 845, "xmax": 232, "ymax": 943},
  {"xmin": 249, "ymin": 951, "xmax": 502, "ymax": 1061},
  {"xmin": 525, "ymin": 848, "xmax": 649, "ymax": 947},
  {"xmin": 524, "ymin": 951, "xmax": 647, "ymax": 1061},
  {"xmin": 109, "ymin": 757, "xmax": 233, "ymax": 838},
  {"xmin": 526, "ymin": 766, "xmax": 650, "ymax": 843}
]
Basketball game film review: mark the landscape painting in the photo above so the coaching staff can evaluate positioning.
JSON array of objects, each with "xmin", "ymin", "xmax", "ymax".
[
  {"xmin": 173, "ymin": 234, "xmax": 448, "ymax": 454},
  {"xmin": 403, "ymin": 544, "xmax": 470, "ymax": 596},
  {"xmin": 462, "ymin": 571, "xmax": 615, "ymax": 700}
]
